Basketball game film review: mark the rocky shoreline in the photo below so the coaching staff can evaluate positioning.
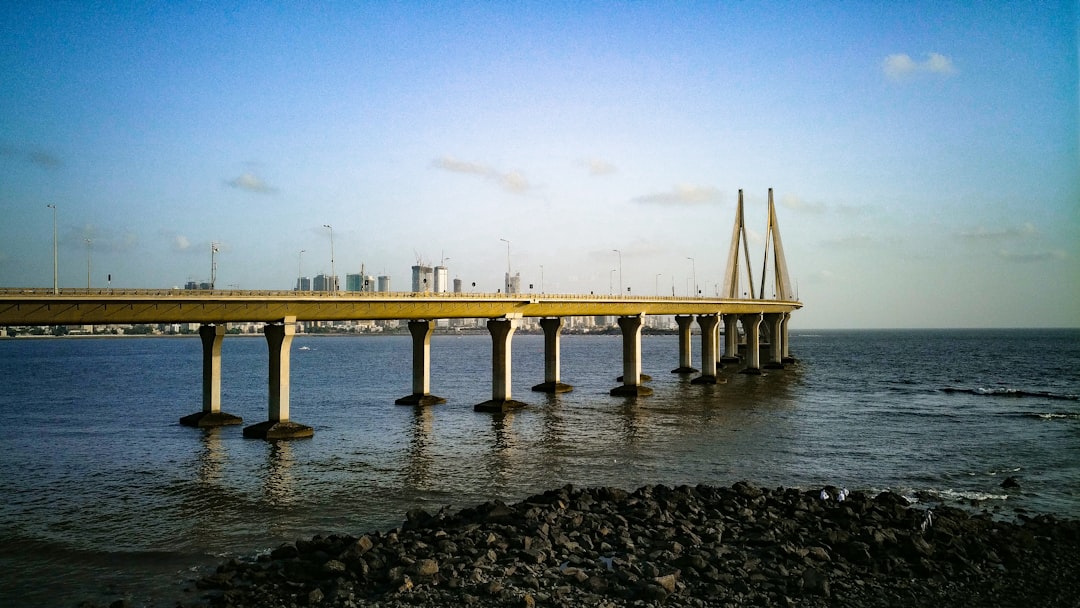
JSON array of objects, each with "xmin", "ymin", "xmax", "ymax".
[{"xmin": 108, "ymin": 482, "xmax": 1080, "ymax": 607}]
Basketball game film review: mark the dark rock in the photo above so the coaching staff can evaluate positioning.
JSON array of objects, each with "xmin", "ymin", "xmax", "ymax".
[{"xmin": 1001, "ymin": 476, "xmax": 1021, "ymax": 489}]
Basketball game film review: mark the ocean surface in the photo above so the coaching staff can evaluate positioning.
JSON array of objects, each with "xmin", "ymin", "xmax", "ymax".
[{"xmin": 0, "ymin": 328, "xmax": 1077, "ymax": 606}]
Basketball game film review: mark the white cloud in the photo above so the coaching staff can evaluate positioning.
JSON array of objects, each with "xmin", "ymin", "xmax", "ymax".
[
  {"xmin": 432, "ymin": 156, "xmax": 534, "ymax": 194},
  {"xmin": 226, "ymin": 172, "xmax": 277, "ymax": 194},
  {"xmin": 883, "ymin": 52, "xmax": 956, "ymax": 80},
  {"xmin": 780, "ymin": 194, "xmax": 826, "ymax": 213},
  {"xmin": 995, "ymin": 249, "xmax": 1067, "ymax": 262},
  {"xmin": 174, "ymin": 235, "xmax": 191, "ymax": 251},
  {"xmin": 582, "ymin": 158, "xmax": 617, "ymax": 176},
  {"xmin": 959, "ymin": 223, "xmax": 1037, "ymax": 240},
  {"xmin": 633, "ymin": 184, "xmax": 723, "ymax": 205}
]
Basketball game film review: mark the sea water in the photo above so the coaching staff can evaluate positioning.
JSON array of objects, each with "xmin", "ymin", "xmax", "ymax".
[{"xmin": 0, "ymin": 329, "xmax": 1076, "ymax": 606}]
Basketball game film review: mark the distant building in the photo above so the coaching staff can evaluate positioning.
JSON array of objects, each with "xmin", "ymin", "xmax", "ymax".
[
  {"xmin": 505, "ymin": 272, "xmax": 521, "ymax": 294},
  {"xmin": 411, "ymin": 265, "xmax": 433, "ymax": 292},
  {"xmin": 434, "ymin": 265, "xmax": 449, "ymax": 293},
  {"xmin": 453, "ymin": 278, "xmax": 463, "ymax": 293},
  {"xmin": 295, "ymin": 277, "xmax": 311, "ymax": 291},
  {"xmin": 377, "ymin": 275, "xmax": 391, "ymax": 292},
  {"xmin": 313, "ymin": 274, "xmax": 338, "ymax": 292}
]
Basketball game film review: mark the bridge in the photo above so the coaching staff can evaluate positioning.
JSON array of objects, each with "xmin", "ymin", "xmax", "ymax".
[{"xmin": 0, "ymin": 189, "xmax": 801, "ymax": 439}]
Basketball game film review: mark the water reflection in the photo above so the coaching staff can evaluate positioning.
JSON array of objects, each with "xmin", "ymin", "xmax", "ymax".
[
  {"xmin": 486, "ymin": 412, "xmax": 518, "ymax": 488},
  {"xmin": 403, "ymin": 406, "xmax": 434, "ymax": 490},
  {"xmin": 264, "ymin": 440, "xmax": 296, "ymax": 506},
  {"xmin": 196, "ymin": 427, "xmax": 225, "ymax": 484}
]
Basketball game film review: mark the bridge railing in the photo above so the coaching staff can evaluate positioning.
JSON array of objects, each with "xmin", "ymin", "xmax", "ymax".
[{"xmin": 0, "ymin": 287, "xmax": 799, "ymax": 303}]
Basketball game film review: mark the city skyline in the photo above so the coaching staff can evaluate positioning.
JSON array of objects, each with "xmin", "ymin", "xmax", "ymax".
[{"xmin": 1, "ymin": 2, "xmax": 1077, "ymax": 328}]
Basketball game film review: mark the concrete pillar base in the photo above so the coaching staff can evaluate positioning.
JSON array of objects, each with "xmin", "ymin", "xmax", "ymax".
[
  {"xmin": 395, "ymin": 393, "xmax": 447, "ymax": 406},
  {"xmin": 610, "ymin": 384, "xmax": 654, "ymax": 397},
  {"xmin": 242, "ymin": 420, "xmax": 314, "ymax": 440},
  {"xmin": 180, "ymin": 411, "xmax": 243, "ymax": 427},
  {"xmin": 475, "ymin": 399, "xmax": 528, "ymax": 412},
  {"xmin": 764, "ymin": 362, "xmax": 785, "ymax": 370},
  {"xmin": 690, "ymin": 375, "xmax": 727, "ymax": 385},
  {"xmin": 783, "ymin": 356, "xmax": 798, "ymax": 364},
  {"xmin": 720, "ymin": 356, "xmax": 742, "ymax": 363},
  {"xmin": 616, "ymin": 373, "xmax": 652, "ymax": 382},
  {"xmin": 670, "ymin": 366, "xmax": 699, "ymax": 374},
  {"xmin": 531, "ymin": 381, "xmax": 573, "ymax": 393},
  {"xmin": 739, "ymin": 367, "xmax": 765, "ymax": 376}
]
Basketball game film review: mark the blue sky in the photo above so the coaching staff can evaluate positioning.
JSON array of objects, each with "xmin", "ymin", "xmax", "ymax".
[{"xmin": 2, "ymin": 1, "xmax": 1077, "ymax": 328}]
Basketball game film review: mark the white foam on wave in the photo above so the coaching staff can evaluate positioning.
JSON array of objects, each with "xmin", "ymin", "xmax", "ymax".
[{"xmin": 932, "ymin": 488, "xmax": 1010, "ymax": 502}]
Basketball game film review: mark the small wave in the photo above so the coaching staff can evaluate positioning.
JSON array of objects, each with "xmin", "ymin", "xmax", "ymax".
[
  {"xmin": 919, "ymin": 488, "xmax": 1010, "ymax": 503},
  {"xmin": 940, "ymin": 387, "xmax": 1078, "ymax": 401},
  {"xmin": 1024, "ymin": 412, "xmax": 1080, "ymax": 421}
]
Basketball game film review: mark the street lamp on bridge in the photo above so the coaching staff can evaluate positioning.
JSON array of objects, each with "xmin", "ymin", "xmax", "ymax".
[
  {"xmin": 297, "ymin": 249, "xmax": 305, "ymax": 291},
  {"xmin": 85, "ymin": 238, "xmax": 92, "ymax": 289},
  {"xmin": 47, "ymin": 204, "xmax": 57, "ymax": 294},
  {"xmin": 686, "ymin": 257, "xmax": 696, "ymax": 297},
  {"xmin": 323, "ymin": 224, "xmax": 335, "ymax": 293},
  {"xmin": 613, "ymin": 249, "xmax": 622, "ymax": 296}
]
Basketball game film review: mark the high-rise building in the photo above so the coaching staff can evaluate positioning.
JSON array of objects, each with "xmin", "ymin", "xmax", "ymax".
[
  {"xmin": 313, "ymin": 274, "xmax": 338, "ymax": 292},
  {"xmin": 295, "ymin": 277, "xmax": 311, "ymax": 291},
  {"xmin": 434, "ymin": 265, "xmax": 449, "ymax": 293},
  {"xmin": 505, "ymin": 272, "xmax": 521, "ymax": 294},
  {"xmin": 411, "ymin": 265, "xmax": 433, "ymax": 292},
  {"xmin": 345, "ymin": 273, "xmax": 362, "ymax": 292},
  {"xmin": 453, "ymin": 278, "xmax": 463, "ymax": 293},
  {"xmin": 377, "ymin": 275, "xmax": 391, "ymax": 292}
]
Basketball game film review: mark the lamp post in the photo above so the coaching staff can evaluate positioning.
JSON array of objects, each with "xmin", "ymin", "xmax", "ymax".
[
  {"xmin": 499, "ymin": 238, "xmax": 510, "ymax": 292},
  {"xmin": 609, "ymin": 269, "xmax": 615, "ymax": 295},
  {"xmin": 47, "ymin": 204, "xmax": 57, "ymax": 294},
  {"xmin": 686, "ymin": 257, "xmax": 696, "ymax": 297},
  {"xmin": 612, "ymin": 249, "xmax": 622, "ymax": 296},
  {"xmin": 210, "ymin": 242, "xmax": 219, "ymax": 289},
  {"xmin": 85, "ymin": 238, "xmax": 92, "ymax": 288},
  {"xmin": 297, "ymin": 249, "xmax": 305, "ymax": 291},
  {"xmin": 540, "ymin": 265, "xmax": 544, "ymax": 293},
  {"xmin": 323, "ymin": 224, "xmax": 335, "ymax": 293}
]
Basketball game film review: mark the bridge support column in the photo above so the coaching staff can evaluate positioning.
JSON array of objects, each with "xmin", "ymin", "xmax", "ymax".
[
  {"xmin": 721, "ymin": 314, "xmax": 741, "ymax": 363},
  {"xmin": 476, "ymin": 318, "xmax": 528, "ymax": 412},
  {"xmin": 670, "ymin": 315, "xmax": 698, "ymax": 373},
  {"xmin": 532, "ymin": 317, "xmax": 573, "ymax": 393},
  {"xmin": 781, "ymin": 312, "xmax": 797, "ymax": 363},
  {"xmin": 764, "ymin": 313, "xmax": 785, "ymax": 369},
  {"xmin": 181, "ymin": 324, "xmax": 243, "ymax": 427},
  {"xmin": 396, "ymin": 320, "xmax": 447, "ymax": 405},
  {"xmin": 244, "ymin": 317, "xmax": 313, "ymax": 439},
  {"xmin": 611, "ymin": 315, "xmax": 653, "ymax": 396},
  {"xmin": 691, "ymin": 314, "xmax": 724, "ymax": 384},
  {"xmin": 739, "ymin": 313, "xmax": 764, "ymax": 375}
]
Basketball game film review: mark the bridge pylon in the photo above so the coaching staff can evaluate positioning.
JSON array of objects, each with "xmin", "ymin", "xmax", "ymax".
[{"xmin": 721, "ymin": 188, "xmax": 794, "ymax": 302}]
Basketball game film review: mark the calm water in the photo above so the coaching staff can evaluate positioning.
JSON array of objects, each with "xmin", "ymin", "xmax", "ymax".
[{"xmin": 1, "ymin": 329, "xmax": 1078, "ymax": 606}]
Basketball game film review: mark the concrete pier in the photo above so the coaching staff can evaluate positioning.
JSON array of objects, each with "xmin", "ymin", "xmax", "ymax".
[
  {"xmin": 532, "ymin": 317, "xmax": 573, "ymax": 393},
  {"xmin": 395, "ymin": 320, "xmax": 447, "ymax": 406},
  {"xmin": 721, "ymin": 314, "xmax": 741, "ymax": 363},
  {"xmin": 739, "ymin": 313, "xmax": 763, "ymax": 375},
  {"xmin": 670, "ymin": 315, "xmax": 698, "ymax": 373},
  {"xmin": 691, "ymin": 314, "xmax": 723, "ymax": 384},
  {"xmin": 476, "ymin": 317, "xmax": 528, "ymax": 412},
  {"xmin": 244, "ymin": 317, "xmax": 314, "ymax": 439},
  {"xmin": 764, "ymin": 313, "xmax": 785, "ymax": 369},
  {"xmin": 781, "ymin": 312, "xmax": 796, "ymax": 363},
  {"xmin": 181, "ymin": 324, "xmax": 244, "ymax": 428},
  {"xmin": 611, "ymin": 315, "xmax": 653, "ymax": 396}
]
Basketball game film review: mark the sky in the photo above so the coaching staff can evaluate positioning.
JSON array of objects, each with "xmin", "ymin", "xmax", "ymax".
[{"xmin": 1, "ymin": 1, "xmax": 1077, "ymax": 329}]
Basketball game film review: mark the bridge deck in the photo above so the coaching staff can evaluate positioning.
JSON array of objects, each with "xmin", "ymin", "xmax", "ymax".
[{"xmin": 0, "ymin": 289, "xmax": 801, "ymax": 325}]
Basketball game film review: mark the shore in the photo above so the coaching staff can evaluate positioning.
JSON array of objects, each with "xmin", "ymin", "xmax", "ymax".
[{"xmin": 88, "ymin": 482, "xmax": 1079, "ymax": 608}]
